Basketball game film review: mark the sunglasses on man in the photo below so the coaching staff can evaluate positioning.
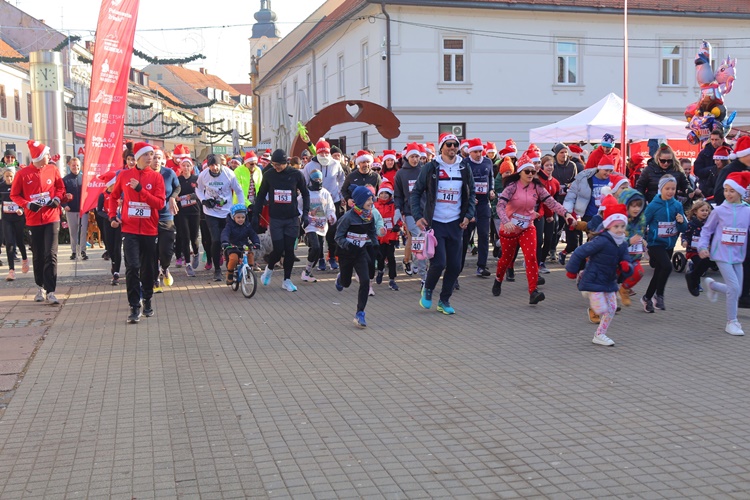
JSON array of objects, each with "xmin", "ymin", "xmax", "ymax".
[{"xmin": 444, "ymin": 142, "xmax": 459, "ymax": 148}]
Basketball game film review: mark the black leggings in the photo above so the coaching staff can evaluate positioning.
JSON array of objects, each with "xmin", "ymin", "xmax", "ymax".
[
  {"xmin": 104, "ymin": 223, "xmax": 122, "ymax": 275},
  {"xmin": 377, "ymin": 241, "xmax": 397, "ymax": 279},
  {"xmin": 175, "ymin": 212, "xmax": 200, "ymax": 264},
  {"xmin": 325, "ymin": 203, "xmax": 345, "ymax": 261},
  {"xmin": 304, "ymin": 232, "xmax": 323, "ymax": 263},
  {"xmin": 645, "ymin": 246, "xmax": 673, "ymax": 299},
  {"xmin": 2, "ymin": 219, "xmax": 27, "ymax": 270},
  {"xmin": 338, "ymin": 248, "xmax": 371, "ymax": 313},
  {"xmin": 538, "ymin": 216, "xmax": 557, "ymax": 264}
]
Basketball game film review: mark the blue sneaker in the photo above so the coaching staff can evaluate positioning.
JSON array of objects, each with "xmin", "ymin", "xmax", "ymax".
[
  {"xmin": 354, "ymin": 311, "xmax": 367, "ymax": 328},
  {"xmin": 420, "ymin": 288, "xmax": 433, "ymax": 309},
  {"xmin": 329, "ymin": 258, "xmax": 339, "ymax": 270},
  {"xmin": 437, "ymin": 300, "xmax": 455, "ymax": 315},
  {"xmin": 261, "ymin": 267, "xmax": 273, "ymax": 286},
  {"xmin": 318, "ymin": 259, "xmax": 326, "ymax": 272},
  {"xmin": 335, "ymin": 273, "xmax": 343, "ymax": 292}
]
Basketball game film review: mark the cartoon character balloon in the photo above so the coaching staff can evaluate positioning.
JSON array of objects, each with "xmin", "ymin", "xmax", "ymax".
[{"xmin": 685, "ymin": 40, "xmax": 739, "ymax": 144}]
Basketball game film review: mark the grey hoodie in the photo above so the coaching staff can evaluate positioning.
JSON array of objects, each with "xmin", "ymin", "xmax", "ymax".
[{"xmin": 393, "ymin": 162, "xmax": 422, "ymax": 216}]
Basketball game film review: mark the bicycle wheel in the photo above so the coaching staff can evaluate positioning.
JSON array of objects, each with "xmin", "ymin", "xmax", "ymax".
[
  {"xmin": 231, "ymin": 269, "xmax": 240, "ymax": 291},
  {"xmin": 240, "ymin": 266, "xmax": 257, "ymax": 298}
]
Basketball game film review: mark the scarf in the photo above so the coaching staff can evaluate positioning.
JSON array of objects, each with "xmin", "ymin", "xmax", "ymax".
[
  {"xmin": 352, "ymin": 205, "xmax": 372, "ymax": 223},
  {"xmin": 609, "ymin": 231, "xmax": 626, "ymax": 246}
]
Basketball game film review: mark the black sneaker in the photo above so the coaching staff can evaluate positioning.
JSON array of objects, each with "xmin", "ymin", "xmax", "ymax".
[
  {"xmin": 111, "ymin": 272, "xmax": 120, "ymax": 286},
  {"xmin": 492, "ymin": 279, "xmax": 502, "ymax": 296},
  {"xmin": 81, "ymin": 251, "xmax": 89, "ymax": 261},
  {"xmin": 641, "ymin": 295, "xmax": 655, "ymax": 313},
  {"xmin": 70, "ymin": 253, "xmax": 77, "ymax": 260},
  {"xmin": 403, "ymin": 261, "xmax": 413, "ymax": 276},
  {"xmin": 102, "ymin": 251, "xmax": 110, "ymax": 260},
  {"xmin": 506, "ymin": 268, "xmax": 515, "ymax": 282},
  {"xmin": 376, "ymin": 270, "xmax": 384, "ymax": 285},
  {"xmin": 476, "ymin": 267, "xmax": 491, "ymax": 278},
  {"xmin": 127, "ymin": 306, "xmax": 142, "ymax": 324},
  {"xmin": 537, "ymin": 275, "xmax": 546, "ymax": 286},
  {"xmin": 493, "ymin": 246, "xmax": 500, "ymax": 258},
  {"xmin": 143, "ymin": 299, "xmax": 154, "ymax": 317},
  {"xmin": 685, "ymin": 272, "xmax": 700, "ymax": 297},
  {"xmin": 529, "ymin": 290, "xmax": 545, "ymax": 304},
  {"xmin": 654, "ymin": 295, "xmax": 665, "ymax": 310}
]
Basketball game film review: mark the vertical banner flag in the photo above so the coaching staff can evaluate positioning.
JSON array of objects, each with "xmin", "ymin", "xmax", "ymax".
[{"xmin": 80, "ymin": 0, "xmax": 140, "ymax": 213}]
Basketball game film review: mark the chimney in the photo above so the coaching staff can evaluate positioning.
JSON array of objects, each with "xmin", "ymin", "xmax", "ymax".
[{"xmin": 199, "ymin": 68, "xmax": 208, "ymax": 75}]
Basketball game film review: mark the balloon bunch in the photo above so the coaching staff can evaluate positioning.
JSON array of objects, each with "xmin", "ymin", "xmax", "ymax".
[{"xmin": 684, "ymin": 40, "xmax": 738, "ymax": 145}]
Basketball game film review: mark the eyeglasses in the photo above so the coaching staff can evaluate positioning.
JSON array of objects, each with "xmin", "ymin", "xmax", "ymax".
[
  {"xmin": 659, "ymin": 159, "xmax": 673, "ymax": 164},
  {"xmin": 444, "ymin": 142, "xmax": 459, "ymax": 148},
  {"xmin": 522, "ymin": 169, "xmax": 535, "ymax": 175}
]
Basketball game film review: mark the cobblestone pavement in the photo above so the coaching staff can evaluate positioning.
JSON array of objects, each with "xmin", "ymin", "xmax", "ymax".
[{"xmin": 1, "ymin": 245, "xmax": 749, "ymax": 498}]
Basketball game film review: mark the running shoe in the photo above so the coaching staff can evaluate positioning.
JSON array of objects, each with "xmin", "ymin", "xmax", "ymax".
[
  {"xmin": 538, "ymin": 263, "xmax": 550, "ymax": 274},
  {"xmin": 34, "ymin": 288, "xmax": 46, "ymax": 302},
  {"xmin": 557, "ymin": 251, "xmax": 567, "ymax": 266},
  {"xmin": 368, "ymin": 286, "xmax": 375, "ymax": 296},
  {"xmin": 81, "ymin": 251, "xmax": 88, "ymax": 261},
  {"xmin": 389, "ymin": 279, "xmax": 399, "ymax": 291},
  {"xmin": 143, "ymin": 299, "xmax": 154, "ymax": 317},
  {"xmin": 529, "ymin": 290, "xmax": 545, "ymax": 304},
  {"xmin": 112, "ymin": 272, "xmax": 120, "ymax": 286},
  {"xmin": 328, "ymin": 258, "xmax": 339, "ymax": 270},
  {"xmin": 506, "ymin": 268, "xmax": 515, "ymax": 282},
  {"xmin": 191, "ymin": 253, "xmax": 200, "ymax": 269},
  {"xmin": 212, "ymin": 270, "xmax": 222, "ymax": 282},
  {"xmin": 261, "ymin": 267, "xmax": 273, "ymax": 286},
  {"xmin": 437, "ymin": 300, "xmax": 455, "ymax": 315},
  {"xmin": 354, "ymin": 311, "xmax": 367, "ymax": 328},
  {"xmin": 301, "ymin": 269, "xmax": 317, "ymax": 282},
  {"xmin": 654, "ymin": 294, "xmax": 665, "ymax": 310},
  {"xmin": 185, "ymin": 265, "xmax": 196, "ymax": 277},
  {"xmin": 318, "ymin": 259, "xmax": 326, "ymax": 272},
  {"xmin": 282, "ymin": 279, "xmax": 298, "ymax": 292},
  {"xmin": 22, "ymin": 260, "xmax": 29, "ymax": 273},
  {"xmin": 205, "ymin": 262, "xmax": 212, "ymax": 271},
  {"xmin": 476, "ymin": 267, "xmax": 491, "ymax": 278},
  {"xmin": 492, "ymin": 279, "xmax": 502, "ymax": 296},
  {"xmin": 163, "ymin": 269, "xmax": 174, "ymax": 287},
  {"xmin": 127, "ymin": 306, "xmax": 141, "ymax": 324},
  {"xmin": 47, "ymin": 292, "xmax": 60, "ymax": 305},
  {"xmin": 725, "ymin": 320, "xmax": 745, "ymax": 336},
  {"xmin": 403, "ymin": 260, "xmax": 413, "ymax": 276},
  {"xmin": 592, "ymin": 333, "xmax": 615, "ymax": 346},
  {"xmin": 641, "ymin": 295, "xmax": 655, "ymax": 313},
  {"xmin": 537, "ymin": 275, "xmax": 546, "ymax": 286},
  {"xmin": 702, "ymin": 277, "xmax": 718, "ymax": 303},
  {"xmin": 376, "ymin": 270, "xmax": 384, "ymax": 285},
  {"xmin": 6, "ymin": 270, "xmax": 15, "ymax": 281},
  {"xmin": 420, "ymin": 288, "xmax": 433, "ymax": 309},
  {"xmin": 335, "ymin": 274, "xmax": 343, "ymax": 291},
  {"xmin": 175, "ymin": 257, "xmax": 184, "ymax": 268}
]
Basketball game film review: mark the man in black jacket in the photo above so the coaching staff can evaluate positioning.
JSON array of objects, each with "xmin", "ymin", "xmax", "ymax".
[
  {"xmin": 693, "ymin": 130, "xmax": 728, "ymax": 198},
  {"xmin": 410, "ymin": 133, "xmax": 475, "ymax": 315},
  {"xmin": 341, "ymin": 151, "xmax": 380, "ymax": 204},
  {"xmin": 254, "ymin": 149, "xmax": 310, "ymax": 292},
  {"xmin": 62, "ymin": 157, "xmax": 89, "ymax": 260}
]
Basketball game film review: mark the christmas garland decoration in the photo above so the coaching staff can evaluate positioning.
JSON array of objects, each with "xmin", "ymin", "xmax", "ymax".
[
  {"xmin": 142, "ymin": 125, "xmax": 179, "ymax": 138},
  {"xmin": 155, "ymin": 89, "xmax": 217, "ymax": 109},
  {"xmin": 177, "ymin": 111, "xmax": 224, "ymax": 127},
  {"xmin": 162, "ymin": 119, "xmax": 180, "ymax": 128},
  {"xmin": 125, "ymin": 111, "xmax": 163, "ymax": 127},
  {"xmin": 78, "ymin": 56, "xmax": 93, "ymax": 65},
  {"xmin": 132, "ymin": 49, "xmax": 206, "ymax": 66},
  {"xmin": 0, "ymin": 55, "xmax": 28, "ymax": 63},
  {"xmin": 1, "ymin": 35, "xmax": 82, "ymax": 63},
  {"xmin": 128, "ymin": 102, "xmax": 154, "ymax": 110}
]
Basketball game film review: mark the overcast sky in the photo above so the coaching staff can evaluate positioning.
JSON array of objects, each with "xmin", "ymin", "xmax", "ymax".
[{"xmin": 14, "ymin": 0, "xmax": 321, "ymax": 83}]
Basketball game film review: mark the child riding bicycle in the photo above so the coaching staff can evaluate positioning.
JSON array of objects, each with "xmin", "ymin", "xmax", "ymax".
[{"xmin": 221, "ymin": 204, "xmax": 261, "ymax": 285}]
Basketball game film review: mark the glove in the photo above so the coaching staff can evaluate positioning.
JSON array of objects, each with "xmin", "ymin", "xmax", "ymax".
[
  {"xmin": 252, "ymin": 243, "xmax": 261, "ymax": 250},
  {"xmin": 566, "ymin": 271, "xmax": 577, "ymax": 280},
  {"xmin": 391, "ymin": 225, "xmax": 401, "ymax": 233},
  {"xmin": 201, "ymin": 199, "xmax": 217, "ymax": 209},
  {"xmin": 46, "ymin": 197, "xmax": 60, "ymax": 208},
  {"xmin": 222, "ymin": 243, "xmax": 230, "ymax": 251},
  {"xmin": 619, "ymin": 261, "xmax": 631, "ymax": 273},
  {"xmin": 301, "ymin": 214, "xmax": 310, "ymax": 228},
  {"xmin": 28, "ymin": 202, "xmax": 43, "ymax": 212}
]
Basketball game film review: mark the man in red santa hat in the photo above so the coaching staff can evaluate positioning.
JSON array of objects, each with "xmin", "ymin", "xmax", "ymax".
[{"xmin": 10, "ymin": 140, "xmax": 66, "ymax": 304}]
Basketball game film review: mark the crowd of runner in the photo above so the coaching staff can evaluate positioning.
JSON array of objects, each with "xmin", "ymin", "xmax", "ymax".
[{"xmin": 2, "ymin": 131, "xmax": 750, "ymax": 344}]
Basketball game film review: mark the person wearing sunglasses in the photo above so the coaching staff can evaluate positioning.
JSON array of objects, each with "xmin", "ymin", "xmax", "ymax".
[
  {"xmin": 410, "ymin": 133, "xmax": 476, "ymax": 314},
  {"xmin": 635, "ymin": 143, "xmax": 690, "ymax": 203}
]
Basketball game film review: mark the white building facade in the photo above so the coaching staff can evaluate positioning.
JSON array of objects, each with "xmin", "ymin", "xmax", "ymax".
[{"xmin": 256, "ymin": 0, "xmax": 750, "ymax": 153}]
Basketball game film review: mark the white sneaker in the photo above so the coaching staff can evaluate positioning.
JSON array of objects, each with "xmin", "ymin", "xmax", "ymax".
[
  {"xmin": 592, "ymin": 333, "xmax": 615, "ymax": 346},
  {"xmin": 46, "ymin": 292, "xmax": 60, "ymax": 305},
  {"xmin": 281, "ymin": 279, "xmax": 297, "ymax": 292},
  {"xmin": 301, "ymin": 269, "xmax": 317, "ymax": 282},
  {"xmin": 261, "ymin": 267, "xmax": 273, "ymax": 286},
  {"xmin": 725, "ymin": 320, "xmax": 745, "ymax": 336},
  {"xmin": 702, "ymin": 277, "xmax": 718, "ymax": 302},
  {"xmin": 368, "ymin": 286, "xmax": 375, "ymax": 296},
  {"xmin": 34, "ymin": 288, "xmax": 46, "ymax": 302}
]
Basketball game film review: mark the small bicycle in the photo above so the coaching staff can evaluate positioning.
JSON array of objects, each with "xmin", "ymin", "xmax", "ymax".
[{"xmin": 229, "ymin": 246, "xmax": 258, "ymax": 298}]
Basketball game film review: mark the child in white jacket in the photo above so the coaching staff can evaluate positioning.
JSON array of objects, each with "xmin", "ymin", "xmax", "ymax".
[{"xmin": 299, "ymin": 169, "xmax": 336, "ymax": 283}]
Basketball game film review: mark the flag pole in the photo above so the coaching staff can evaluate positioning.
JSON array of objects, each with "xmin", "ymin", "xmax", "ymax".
[{"xmin": 621, "ymin": 0, "xmax": 629, "ymax": 171}]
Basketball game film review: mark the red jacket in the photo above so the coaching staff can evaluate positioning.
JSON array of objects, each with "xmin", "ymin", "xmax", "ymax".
[
  {"xmin": 10, "ymin": 164, "xmax": 65, "ymax": 226},
  {"xmin": 375, "ymin": 198, "xmax": 401, "ymax": 244},
  {"xmin": 585, "ymin": 146, "xmax": 623, "ymax": 172},
  {"xmin": 538, "ymin": 173, "xmax": 560, "ymax": 218},
  {"xmin": 108, "ymin": 166, "xmax": 165, "ymax": 236}
]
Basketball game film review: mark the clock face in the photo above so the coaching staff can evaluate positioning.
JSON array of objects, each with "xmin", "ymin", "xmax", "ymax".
[{"xmin": 33, "ymin": 65, "xmax": 59, "ymax": 91}]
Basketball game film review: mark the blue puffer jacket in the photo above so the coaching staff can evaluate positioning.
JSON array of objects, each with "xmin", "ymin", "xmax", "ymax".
[
  {"xmin": 566, "ymin": 231, "xmax": 633, "ymax": 293},
  {"xmin": 220, "ymin": 214, "xmax": 260, "ymax": 248},
  {"xmin": 643, "ymin": 195, "xmax": 687, "ymax": 249}
]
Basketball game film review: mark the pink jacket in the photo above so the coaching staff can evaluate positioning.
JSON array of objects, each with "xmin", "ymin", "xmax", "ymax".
[{"xmin": 496, "ymin": 180, "xmax": 567, "ymax": 226}]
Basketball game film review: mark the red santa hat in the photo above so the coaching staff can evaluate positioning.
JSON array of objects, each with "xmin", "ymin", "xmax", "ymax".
[
  {"xmin": 568, "ymin": 144, "xmax": 583, "ymax": 158},
  {"xmin": 485, "ymin": 142, "xmax": 497, "ymax": 154},
  {"xmin": 528, "ymin": 143, "xmax": 541, "ymax": 154},
  {"xmin": 604, "ymin": 174, "xmax": 629, "ymax": 196},
  {"xmin": 438, "ymin": 133, "xmax": 458, "ymax": 151},
  {"xmin": 424, "ymin": 142, "xmax": 435, "ymax": 154},
  {"xmin": 631, "ymin": 152, "xmax": 648, "ymax": 165},
  {"xmin": 133, "ymin": 142, "xmax": 154, "ymax": 161},
  {"xmin": 459, "ymin": 139, "xmax": 469, "ymax": 151},
  {"xmin": 356, "ymin": 149, "xmax": 374, "ymax": 164},
  {"xmin": 378, "ymin": 179, "xmax": 394, "ymax": 197},
  {"xmin": 714, "ymin": 146, "xmax": 732, "ymax": 161},
  {"xmin": 418, "ymin": 144, "xmax": 427, "ymax": 158},
  {"xmin": 382, "ymin": 149, "xmax": 397, "ymax": 162},
  {"xmin": 405, "ymin": 142, "xmax": 421, "ymax": 158},
  {"xmin": 316, "ymin": 140, "xmax": 331, "ymax": 154},
  {"xmin": 526, "ymin": 149, "xmax": 542, "ymax": 163},
  {"xmin": 601, "ymin": 195, "xmax": 628, "ymax": 228},
  {"xmin": 499, "ymin": 139, "xmax": 518, "ymax": 158},
  {"xmin": 179, "ymin": 157, "xmax": 194, "ymax": 167},
  {"xmin": 467, "ymin": 138, "xmax": 484, "ymax": 153},
  {"xmin": 597, "ymin": 154, "xmax": 616, "ymax": 170},
  {"xmin": 27, "ymin": 140, "xmax": 50, "ymax": 162},
  {"xmin": 173, "ymin": 144, "xmax": 191, "ymax": 160},
  {"xmin": 244, "ymin": 151, "xmax": 258, "ymax": 164},
  {"xmin": 724, "ymin": 171, "xmax": 750, "ymax": 197},
  {"xmin": 372, "ymin": 157, "xmax": 383, "ymax": 169},
  {"xmin": 730, "ymin": 136, "xmax": 750, "ymax": 159},
  {"xmin": 516, "ymin": 153, "xmax": 536, "ymax": 172}
]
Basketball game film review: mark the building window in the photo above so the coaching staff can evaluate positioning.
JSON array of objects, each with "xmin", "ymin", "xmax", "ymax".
[
  {"xmin": 27, "ymin": 93, "xmax": 32, "ymax": 123},
  {"xmin": 661, "ymin": 43, "xmax": 682, "ymax": 86},
  {"xmin": 337, "ymin": 54, "xmax": 345, "ymax": 97},
  {"xmin": 0, "ymin": 85, "xmax": 6, "ymax": 118},
  {"xmin": 441, "ymin": 38, "xmax": 465, "ymax": 83},
  {"xmin": 306, "ymin": 69, "xmax": 312, "ymax": 101},
  {"xmin": 361, "ymin": 130, "xmax": 368, "ymax": 150},
  {"xmin": 438, "ymin": 122, "xmax": 466, "ymax": 140},
  {"xmin": 14, "ymin": 90, "xmax": 21, "ymax": 121},
  {"xmin": 361, "ymin": 41, "xmax": 369, "ymax": 88},
  {"xmin": 322, "ymin": 64, "xmax": 329, "ymax": 103},
  {"xmin": 556, "ymin": 40, "xmax": 578, "ymax": 85},
  {"xmin": 292, "ymin": 78, "xmax": 298, "ymax": 100}
]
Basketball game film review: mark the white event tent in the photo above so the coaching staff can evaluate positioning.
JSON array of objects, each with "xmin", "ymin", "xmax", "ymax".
[{"xmin": 529, "ymin": 93, "xmax": 688, "ymax": 144}]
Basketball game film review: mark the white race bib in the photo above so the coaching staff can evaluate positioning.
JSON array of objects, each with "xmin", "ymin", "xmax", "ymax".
[
  {"xmin": 511, "ymin": 213, "xmax": 531, "ymax": 230},
  {"xmin": 179, "ymin": 194, "xmax": 196, "ymax": 207},
  {"xmin": 628, "ymin": 242, "xmax": 644, "ymax": 255},
  {"xmin": 408, "ymin": 180, "xmax": 416, "ymax": 193},
  {"xmin": 3, "ymin": 201, "xmax": 19, "ymax": 213},
  {"xmin": 345, "ymin": 232, "xmax": 368, "ymax": 247},
  {"xmin": 127, "ymin": 201, "xmax": 151, "ymax": 218},
  {"xmin": 475, "ymin": 182, "xmax": 488, "ymax": 195},
  {"xmin": 437, "ymin": 187, "xmax": 459, "ymax": 204},
  {"xmin": 691, "ymin": 235, "xmax": 700, "ymax": 248},
  {"xmin": 411, "ymin": 234, "xmax": 426, "ymax": 252},
  {"xmin": 657, "ymin": 221, "xmax": 676, "ymax": 238},
  {"xmin": 273, "ymin": 189, "xmax": 292, "ymax": 204},
  {"xmin": 30, "ymin": 192, "xmax": 50, "ymax": 205},
  {"xmin": 383, "ymin": 217, "xmax": 393, "ymax": 229},
  {"xmin": 721, "ymin": 227, "xmax": 746, "ymax": 246}
]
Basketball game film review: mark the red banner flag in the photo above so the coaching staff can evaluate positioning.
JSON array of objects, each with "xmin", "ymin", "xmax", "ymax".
[{"xmin": 80, "ymin": 0, "xmax": 140, "ymax": 213}]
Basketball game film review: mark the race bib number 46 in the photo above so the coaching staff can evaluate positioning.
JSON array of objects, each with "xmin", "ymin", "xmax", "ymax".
[
  {"xmin": 273, "ymin": 189, "xmax": 292, "ymax": 204},
  {"xmin": 127, "ymin": 201, "xmax": 151, "ymax": 218}
]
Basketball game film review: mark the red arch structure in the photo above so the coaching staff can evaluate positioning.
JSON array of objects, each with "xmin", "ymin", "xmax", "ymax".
[{"xmin": 290, "ymin": 100, "xmax": 401, "ymax": 157}]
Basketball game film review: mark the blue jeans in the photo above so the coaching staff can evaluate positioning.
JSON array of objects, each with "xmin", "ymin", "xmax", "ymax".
[{"xmin": 425, "ymin": 219, "xmax": 462, "ymax": 303}]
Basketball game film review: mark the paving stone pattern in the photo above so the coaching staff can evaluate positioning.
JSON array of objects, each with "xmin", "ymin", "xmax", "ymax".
[{"xmin": 0, "ymin": 246, "xmax": 749, "ymax": 498}]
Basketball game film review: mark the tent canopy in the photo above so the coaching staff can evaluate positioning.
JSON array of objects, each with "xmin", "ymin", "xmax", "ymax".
[{"xmin": 529, "ymin": 93, "xmax": 688, "ymax": 144}]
